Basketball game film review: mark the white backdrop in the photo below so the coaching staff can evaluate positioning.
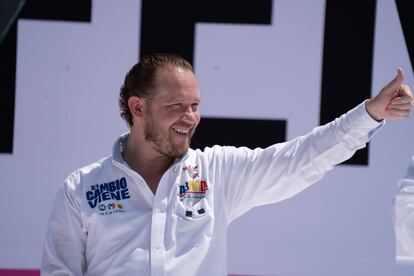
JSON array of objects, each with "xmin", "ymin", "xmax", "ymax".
[{"xmin": 0, "ymin": 0, "xmax": 413, "ymax": 275}]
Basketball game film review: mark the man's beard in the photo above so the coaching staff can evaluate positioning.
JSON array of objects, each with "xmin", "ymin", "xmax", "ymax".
[{"xmin": 144, "ymin": 116, "xmax": 194, "ymax": 158}]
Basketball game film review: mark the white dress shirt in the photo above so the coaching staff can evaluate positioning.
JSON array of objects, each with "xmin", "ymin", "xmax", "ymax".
[{"xmin": 41, "ymin": 102, "xmax": 382, "ymax": 275}]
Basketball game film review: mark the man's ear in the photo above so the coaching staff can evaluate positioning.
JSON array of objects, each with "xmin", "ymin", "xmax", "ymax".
[{"xmin": 128, "ymin": 96, "xmax": 145, "ymax": 118}]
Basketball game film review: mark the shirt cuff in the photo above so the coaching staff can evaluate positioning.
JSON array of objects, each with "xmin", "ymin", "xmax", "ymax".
[{"xmin": 346, "ymin": 100, "xmax": 385, "ymax": 139}]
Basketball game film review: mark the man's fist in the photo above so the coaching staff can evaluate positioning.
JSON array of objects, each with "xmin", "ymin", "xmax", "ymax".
[{"xmin": 365, "ymin": 67, "xmax": 413, "ymax": 121}]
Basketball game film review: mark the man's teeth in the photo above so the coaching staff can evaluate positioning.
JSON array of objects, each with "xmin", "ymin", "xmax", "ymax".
[{"xmin": 172, "ymin": 127, "xmax": 189, "ymax": 134}]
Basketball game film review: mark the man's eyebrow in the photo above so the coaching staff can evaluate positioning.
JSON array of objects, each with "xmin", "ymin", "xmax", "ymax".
[
  {"xmin": 163, "ymin": 97, "xmax": 183, "ymax": 103},
  {"xmin": 164, "ymin": 96, "xmax": 201, "ymax": 103}
]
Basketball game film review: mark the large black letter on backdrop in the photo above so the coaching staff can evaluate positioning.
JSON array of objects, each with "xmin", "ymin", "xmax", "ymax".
[
  {"xmin": 320, "ymin": 0, "xmax": 376, "ymax": 165},
  {"xmin": 396, "ymin": 0, "xmax": 414, "ymax": 77},
  {"xmin": 0, "ymin": 0, "xmax": 91, "ymax": 154},
  {"xmin": 140, "ymin": 0, "xmax": 286, "ymax": 149}
]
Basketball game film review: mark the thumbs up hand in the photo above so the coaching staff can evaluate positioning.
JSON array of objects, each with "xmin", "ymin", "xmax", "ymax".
[{"xmin": 365, "ymin": 67, "xmax": 413, "ymax": 121}]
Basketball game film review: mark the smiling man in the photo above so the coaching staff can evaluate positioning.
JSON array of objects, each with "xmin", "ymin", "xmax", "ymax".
[
  {"xmin": 42, "ymin": 53, "xmax": 413, "ymax": 276},
  {"xmin": 121, "ymin": 59, "xmax": 201, "ymax": 194}
]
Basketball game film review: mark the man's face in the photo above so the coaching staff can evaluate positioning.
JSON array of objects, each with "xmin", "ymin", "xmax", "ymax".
[{"xmin": 142, "ymin": 66, "xmax": 201, "ymax": 158}]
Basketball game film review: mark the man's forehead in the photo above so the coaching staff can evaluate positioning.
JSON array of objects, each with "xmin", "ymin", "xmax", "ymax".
[
  {"xmin": 154, "ymin": 90, "xmax": 201, "ymax": 102},
  {"xmin": 151, "ymin": 67, "xmax": 200, "ymax": 101}
]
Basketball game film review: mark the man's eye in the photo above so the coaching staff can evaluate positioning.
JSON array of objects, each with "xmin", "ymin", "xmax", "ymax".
[
  {"xmin": 170, "ymin": 103, "xmax": 181, "ymax": 108},
  {"xmin": 191, "ymin": 104, "xmax": 199, "ymax": 111}
]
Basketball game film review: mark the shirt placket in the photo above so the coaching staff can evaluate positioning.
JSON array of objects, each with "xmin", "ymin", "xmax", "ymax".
[
  {"xmin": 150, "ymin": 164, "xmax": 180, "ymax": 276},
  {"xmin": 150, "ymin": 201, "xmax": 167, "ymax": 276}
]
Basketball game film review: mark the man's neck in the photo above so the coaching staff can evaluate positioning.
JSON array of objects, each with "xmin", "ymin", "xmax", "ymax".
[{"xmin": 122, "ymin": 132, "xmax": 174, "ymax": 195}]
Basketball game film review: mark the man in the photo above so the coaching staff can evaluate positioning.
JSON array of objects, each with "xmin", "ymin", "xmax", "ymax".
[{"xmin": 42, "ymin": 53, "xmax": 413, "ymax": 275}]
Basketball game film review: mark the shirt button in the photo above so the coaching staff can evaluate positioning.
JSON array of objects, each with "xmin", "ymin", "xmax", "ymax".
[{"xmin": 155, "ymin": 208, "xmax": 165, "ymax": 214}]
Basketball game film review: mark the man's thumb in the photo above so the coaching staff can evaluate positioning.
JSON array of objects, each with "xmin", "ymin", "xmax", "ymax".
[{"xmin": 387, "ymin": 67, "xmax": 404, "ymax": 90}]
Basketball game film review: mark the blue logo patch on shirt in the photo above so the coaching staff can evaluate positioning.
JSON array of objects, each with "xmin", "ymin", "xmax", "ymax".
[{"xmin": 86, "ymin": 177, "xmax": 130, "ymax": 208}]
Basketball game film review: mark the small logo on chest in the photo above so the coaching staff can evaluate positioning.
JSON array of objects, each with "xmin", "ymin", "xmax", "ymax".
[
  {"xmin": 178, "ymin": 165, "xmax": 208, "ymax": 200},
  {"xmin": 183, "ymin": 165, "xmax": 199, "ymax": 179}
]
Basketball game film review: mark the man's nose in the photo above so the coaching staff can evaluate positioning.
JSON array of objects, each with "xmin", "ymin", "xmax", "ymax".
[{"xmin": 181, "ymin": 106, "xmax": 198, "ymax": 123}]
